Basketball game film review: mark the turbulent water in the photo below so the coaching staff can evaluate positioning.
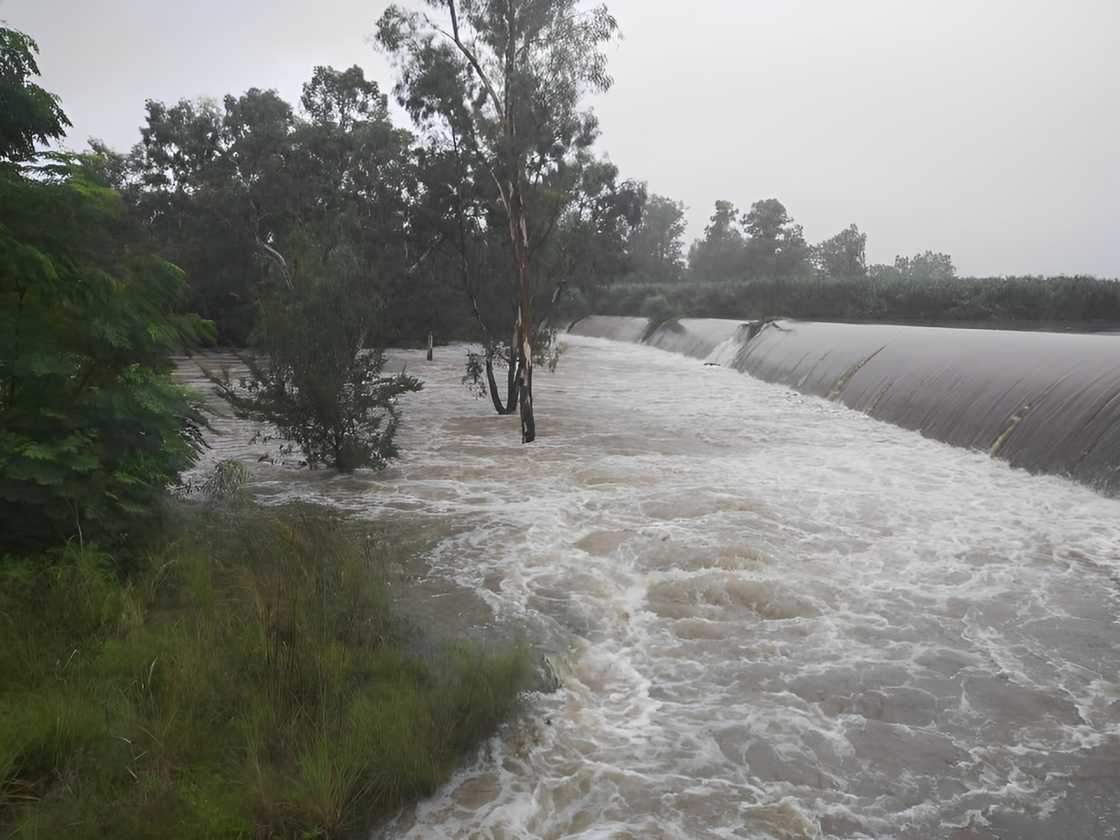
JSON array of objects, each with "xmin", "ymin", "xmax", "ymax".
[
  {"xmin": 178, "ymin": 336, "xmax": 1120, "ymax": 839},
  {"xmin": 572, "ymin": 317, "xmax": 1120, "ymax": 493}
]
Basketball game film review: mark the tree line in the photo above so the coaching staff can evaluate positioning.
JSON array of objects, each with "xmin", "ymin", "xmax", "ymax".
[
  {"xmin": 625, "ymin": 194, "xmax": 955, "ymax": 285},
  {"xmin": 577, "ymin": 195, "xmax": 1119, "ymax": 325}
]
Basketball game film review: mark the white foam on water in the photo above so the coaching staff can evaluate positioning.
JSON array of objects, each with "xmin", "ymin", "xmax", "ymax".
[{"xmin": 178, "ymin": 336, "xmax": 1120, "ymax": 839}]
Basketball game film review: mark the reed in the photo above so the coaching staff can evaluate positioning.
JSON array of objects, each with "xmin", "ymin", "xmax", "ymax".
[{"xmin": 0, "ymin": 502, "xmax": 531, "ymax": 838}]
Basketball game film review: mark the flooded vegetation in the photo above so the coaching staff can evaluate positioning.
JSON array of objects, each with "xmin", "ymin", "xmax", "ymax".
[
  {"xmin": 4, "ymin": 1, "xmax": 1119, "ymax": 838},
  {"xmin": 176, "ymin": 340, "xmax": 1120, "ymax": 838},
  {"xmin": 0, "ymin": 499, "xmax": 531, "ymax": 838}
]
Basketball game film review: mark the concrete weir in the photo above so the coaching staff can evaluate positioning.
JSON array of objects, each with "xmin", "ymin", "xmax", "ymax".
[{"xmin": 569, "ymin": 315, "xmax": 1120, "ymax": 493}]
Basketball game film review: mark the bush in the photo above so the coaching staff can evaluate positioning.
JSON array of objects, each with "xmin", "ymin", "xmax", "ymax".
[
  {"xmin": 0, "ymin": 502, "xmax": 532, "ymax": 838},
  {"xmin": 0, "ymin": 158, "xmax": 212, "ymax": 555},
  {"xmin": 639, "ymin": 293, "xmax": 681, "ymax": 324},
  {"xmin": 211, "ymin": 233, "xmax": 422, "ymax": 471}
]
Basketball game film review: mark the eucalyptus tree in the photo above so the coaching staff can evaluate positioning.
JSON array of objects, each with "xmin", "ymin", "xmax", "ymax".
[{"xmin": 376, "ymin": 0, "xmax": 621, "ymax": 443}]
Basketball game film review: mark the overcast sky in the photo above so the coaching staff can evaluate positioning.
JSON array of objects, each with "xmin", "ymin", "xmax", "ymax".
[{"xmin": 3, "ymin": 0, "xmax": 1117, "ymax": 276}]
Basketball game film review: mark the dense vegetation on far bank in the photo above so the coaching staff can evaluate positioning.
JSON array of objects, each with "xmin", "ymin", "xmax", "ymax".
[
  {"xmin": 578, "ymin": 273, "xmax": 1120, "ymax": 327},
  {"xmin": 0, "ymin": 498, "xmax": 531, "ymax": 839}
]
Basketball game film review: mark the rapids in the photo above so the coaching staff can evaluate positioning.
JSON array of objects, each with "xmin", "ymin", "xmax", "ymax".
[{"xmin": 176, "ymin": 335, "xmax": 1120, "ymax": 839}]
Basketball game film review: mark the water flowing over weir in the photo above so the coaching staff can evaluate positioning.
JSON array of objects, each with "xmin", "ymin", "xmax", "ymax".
[
  {"xmin": 570, "ymin": 316, "xmax": 1120, "ymax": 493},
  {"xmin": 176, "ymin": 340, "xmax": 1120, "ymax": 840}
]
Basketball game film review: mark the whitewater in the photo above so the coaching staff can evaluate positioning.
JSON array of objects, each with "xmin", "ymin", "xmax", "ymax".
[{"xmin": 179, "ymin": 334, "xmax": 1120, "ymax": 839}]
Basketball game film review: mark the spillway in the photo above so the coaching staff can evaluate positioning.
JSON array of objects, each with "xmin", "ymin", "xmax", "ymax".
[
  {"xmin": 177, "ymin": 337, "xmax": 1120, "ymax": 839},
  {"xmin": 570, "ymin": 316, "xmax": 1120, "ymax": 493}
]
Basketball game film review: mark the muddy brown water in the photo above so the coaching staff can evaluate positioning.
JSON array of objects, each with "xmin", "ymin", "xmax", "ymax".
[{"xmin": 176, "ymin": 337, "xmax": 1120, "ymax": 839}]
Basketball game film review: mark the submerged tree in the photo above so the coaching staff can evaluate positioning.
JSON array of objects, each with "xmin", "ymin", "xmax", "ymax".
[
  {"xmin": 377, "ymin": 0, "xmax": 621, "ymax": 443},
  {"xmin": 197, "ymin": 69, "xmax": 422, "ymax": 471},
  {"xmin": 211, "ymin": 232, "xmax": 422, "ymax": 471}
]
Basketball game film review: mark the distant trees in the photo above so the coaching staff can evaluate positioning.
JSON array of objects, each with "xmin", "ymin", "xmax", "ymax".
[
  {"xmin": 628, "ymin": 194, "xmax": 687, "ymax": 283},
  {"xmin": 687, "ymin": 198, "xmax": 810, "ymax": 282},
  {"xmin": 815, "ymin": 224, "xmax": 867, "ymax": 278},
  {"xmin": 680, "ymin": 199, "xmax": 961, "ymax": 292},
  {"xmin": 875, "ymin": 251, "xmax": 957, "ymax": 283},
  {"xmin": 742, "ymin": 198, "xmax": 810, "ymax": 278},
  {"xmin": 688, "ymin": 200, "xmax": 746, "ymax": 282}
]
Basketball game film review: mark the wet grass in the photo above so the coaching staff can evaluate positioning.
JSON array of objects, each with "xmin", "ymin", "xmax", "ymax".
[{"xmin": 0, "ymin": 503, "xmax": 531, "ymax": 838}]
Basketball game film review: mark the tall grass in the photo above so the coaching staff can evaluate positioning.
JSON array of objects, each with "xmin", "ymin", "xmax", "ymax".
[{"xmin": 0, "ymin": 503, "xmax": 531, "ymax": 838}]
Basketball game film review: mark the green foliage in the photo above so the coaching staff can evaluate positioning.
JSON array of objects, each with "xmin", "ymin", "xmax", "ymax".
[
  {"xmin": 627, "ymin": 193, "xmax": 687, "ymax": 283},
  {"xmin": 588, "ymin": 273, "xmax": 1120, "ymax": 325},
  {"xmin": 639, "ymin": 293, "xmax": 682, "ymax": 325},
  {"xmin": 688, "ymin": 200, "xmax": 746, "ymax": 283},
  {"xmin": 211, "ymin": 234, "xmax": 422, "ymax": 471},
  {"xmin": 0, "ymin": 27, "xmax": 71, "ymax": 163},
  {"xmin": 880, "ymin": 250, "xmax": 957, "ymax": 283},
  {"xmin": 378, "ymin": 0, "xmax": 626, "ymax": 429},
  {"xmin": 107, "ymin": 65, "xmax": 415, "ymax": 344},
  {"xmin": 0, "ymin": 503, "xmax": 532, "ymax": 838},
  {"xmin": 814, "ymin": 223, "xmax": 867, "ymax": 279},
  {"xmin": 0, "ymin": 134, "xmax": 212, "ymax": 553}
]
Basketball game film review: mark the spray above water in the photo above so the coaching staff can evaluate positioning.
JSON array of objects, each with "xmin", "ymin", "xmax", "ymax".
[{"xmin": 180, "ymin": 334, "xmax": 1120, "ymax": 839}]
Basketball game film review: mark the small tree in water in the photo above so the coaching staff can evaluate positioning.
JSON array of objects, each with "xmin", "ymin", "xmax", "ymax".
[
  {"xmin": 213, "ymin": 235, "xmax": 422, "ymax": 471},
  {"xmin": 377, "ymin": 0, "xmax": 622, "ymax": 443}
]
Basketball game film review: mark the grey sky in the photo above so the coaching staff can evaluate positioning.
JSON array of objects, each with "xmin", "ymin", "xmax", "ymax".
[{"xmin": 3, "ymin": 0, "xmax": 1118, "ymax": 277}]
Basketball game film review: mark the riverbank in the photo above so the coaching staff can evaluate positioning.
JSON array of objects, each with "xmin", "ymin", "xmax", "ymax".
[
  {"xmin": 582, "ymin": 275, "xmax": 1120, "ymax": 329},
  {"xmin": 0, "ymin": 492, "xmax": 531, "ymax": 839}
]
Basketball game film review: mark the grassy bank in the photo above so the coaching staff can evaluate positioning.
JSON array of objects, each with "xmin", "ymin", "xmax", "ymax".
[
  {"xmin": 0, "ymin": 500, "xmax": 531, "ymax": 839},
  {"xmin": 581, "ymin": 274, "xmax": 1120, "ymax": 326}
]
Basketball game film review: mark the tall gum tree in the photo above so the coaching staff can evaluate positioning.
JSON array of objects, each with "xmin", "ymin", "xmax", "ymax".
[{"xmin": 377, "ymin": 0, "xmax": 619, "ymax": 443}]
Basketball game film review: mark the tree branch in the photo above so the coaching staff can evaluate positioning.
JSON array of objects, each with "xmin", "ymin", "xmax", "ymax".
[
  {"xmin": 255, "ymin": 237, "xmax": 292, "ymax": 289},
  {"xmin": 441, "ymin": 2, "xmax": 504, "ymax": 121}
]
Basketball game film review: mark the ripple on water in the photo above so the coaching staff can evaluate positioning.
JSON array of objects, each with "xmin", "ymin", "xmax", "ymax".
[{"xmin": 177, "ymin": 339, "xmax": 1120, "ymax": 839}]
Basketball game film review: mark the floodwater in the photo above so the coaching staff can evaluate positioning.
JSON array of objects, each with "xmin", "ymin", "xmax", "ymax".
[{"xmin": 177, "ymin": 336, "xmax": 1120, "ymax": 839}]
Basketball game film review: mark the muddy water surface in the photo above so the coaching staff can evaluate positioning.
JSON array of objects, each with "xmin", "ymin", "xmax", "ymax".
[{"xmin": 178, "ymin": 337, "xmax": 1120, "ymax": 839}]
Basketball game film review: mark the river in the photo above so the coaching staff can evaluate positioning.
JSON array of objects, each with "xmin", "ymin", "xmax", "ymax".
[{"xmin": 178, "ymin": 334, "xmax": 1120, "ymax": 839}]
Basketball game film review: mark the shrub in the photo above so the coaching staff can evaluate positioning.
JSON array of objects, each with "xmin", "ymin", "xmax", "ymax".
[
  {"xmin": 639, "ymin": 293, "xmax": 681, "ymax": 325},
  {"xmin": 211, "ymin": 234, "xmax": 422, "ymax": 471},
  {"xmin": 1, "ymin": 30, "xmax": 212, "ymax": 554},
  {"xmin": 0, "ymin": 158, "xmax": 212, "ymax": 554}
]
